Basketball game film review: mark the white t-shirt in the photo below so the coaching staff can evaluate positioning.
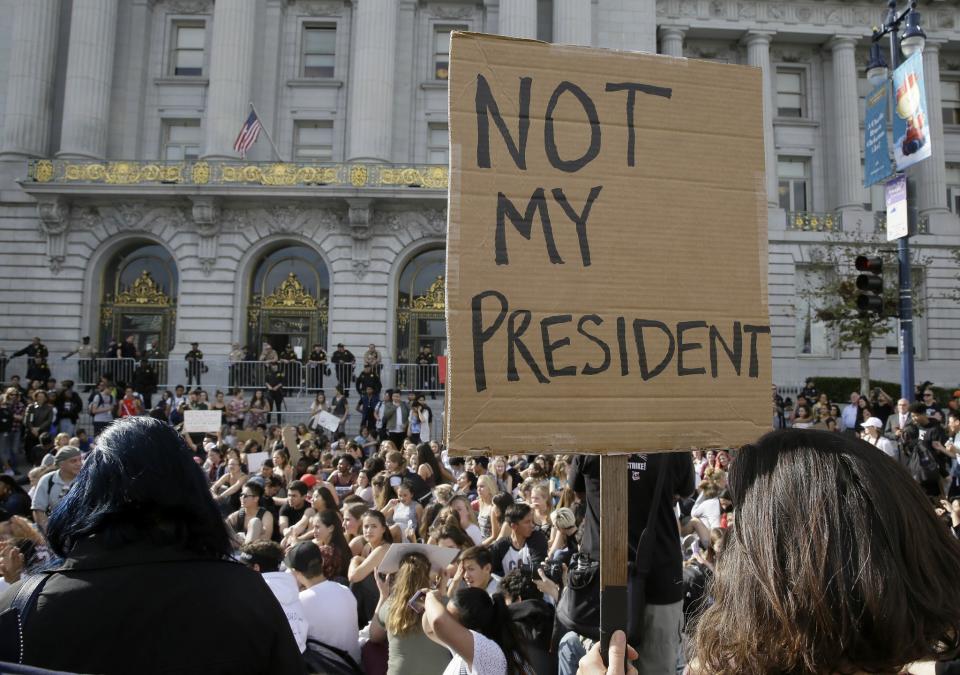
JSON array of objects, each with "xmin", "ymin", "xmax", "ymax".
[
  {"xmin": 299, "ymin": 580, "xmax": 360, "ymax": 661},
  {"xmin": 441, "ymin": 630, "xmax": 507, "ymax": 675},
  {"xmin": 691, "ymin": 497, "xmax": 723, "ymax": 530},
  {"xmin": 465, "ymin": 523, "xmax": 482, "ymax": 546}
]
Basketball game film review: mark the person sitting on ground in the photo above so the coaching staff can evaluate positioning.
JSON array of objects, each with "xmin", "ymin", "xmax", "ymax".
[
  {"xmin": 226, "ymin": 481, "xmax": 274, "ymax": 544},
  {"xmin": 286, "ymin": 541, "xmax": 360, "ymax": 663},
  {"xmin": 488, "ymin": 502, "xmax": 549, "ymax": 577},
  {"xmin": 690, "ymin": 428, "xmax": 960, "ymax": 675},
  {"xmin": 240, "ymin": 540, "xmax": 308, "ymax": 653}
]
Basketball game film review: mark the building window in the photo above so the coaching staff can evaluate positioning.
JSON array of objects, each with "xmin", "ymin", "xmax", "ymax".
[
  {"xmin": 795, "ymin": 266, "xmax": 833, "ymax": 357},
  {"xmin": 778, "ymin": 157, "xmax": 809, "ymax": 211},
  {"xmin": 536, "ymin": 0, "xmax": 554, "ymax": 42},
  {"xmin": 946, "ymin": 163, "xmax": 960, "ymax": 213},
  {"xmin": 293, "ymin": 121, "xmax": 334, "ymax": 161},
  {"xmin": 171, "ymin": 22, "xmax": 205, "ymax": 76},
  {"xmin": 433, "ymin": 25, "xmax": 464, "ymax": 80},
  {"xmin": 427, "ymin": 123, "xmax": 448, "ymax": 165},
  {"xmin": 162, "ymin": 119, "xmax": 201, "ymax": 161},
  {"xmin": 776, "ymin": 68, "xmax": 805, "ymax": 118},
  {"xmin": 942, "ymin": 81, "xmax": 960, "ymax": 125},
  {"xmin": 302, "ymin": 25, "xmax": 336, "ymax": 78}
]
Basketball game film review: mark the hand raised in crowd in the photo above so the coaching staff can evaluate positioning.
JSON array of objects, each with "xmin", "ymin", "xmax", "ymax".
[
  {"xmin": 577, "ymin": 630, "xmax": 638, "ymax": 675},
  {"xmin": 0, "ymin": 541, "xmax": 25, "ymax": 585},
  {"xmin": 535, "ymin": 565, "xmax": 561, "ymax": 604},
  {"xmin": 374, "ymin": 565, "xmax": 391, "ymax": 598}
]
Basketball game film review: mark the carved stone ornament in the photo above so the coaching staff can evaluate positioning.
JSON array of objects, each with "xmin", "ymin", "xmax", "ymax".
[
  {"xmin": 219, "ymin": 206, "xmax": 341, "ymax": 236},
  {"xmin": 428, "ymin": 4, "xmax": 476, "ymax": 20},
  {"xmin": 69, "ymin": 205, "xmax": 101, "ymax": 231},
  {"xmin": 115, "ymin": 270, "xmax": 172, "ymax": 307},
  {"xmin": 103, "ymin": 204, "xmax": 189, "ymax": 233},
  {"xmin": 191, "ymin": 196, "xmax": 221, "ymax": 276},
  {"xmin": 162, "ymin": 0, "xmax": 210, "ymax": 14},
  {"xmin": 36, "ymin": 197, "xmax": 69, "ymax": 273},
  {"xmin": 374, "ymin": 207, "xmax": 447, "ymax": 236},
  {"xmin": 348, "ymin": 199, "xmax": 372, "ymax": 279},
  {"xmin": 296, "ymin": 0, "xmax": 344, "ymax": 16}
]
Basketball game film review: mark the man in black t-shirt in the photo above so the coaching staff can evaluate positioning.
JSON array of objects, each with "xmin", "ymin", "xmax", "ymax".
[
  {"xmin": 278, "ymin": 480, "xmax": 310, "ymax": 536},
  {"xmin": 570, "ymin": 451, "xmax": 695, "ymax": 673}
]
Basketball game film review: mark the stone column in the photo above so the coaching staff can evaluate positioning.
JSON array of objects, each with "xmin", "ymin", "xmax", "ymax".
[
  {"xmin": 744, "ymin": 31, "xmax": 779, "ymax": 209},
  {"xmin": 829, "ymin": 36, "xmax": 865, "ymax": 213},
  {"xmin": 0, "ymin": 0, "xmax": 60, "ymax": 158},
  {"xmin": 202, "ymin": 0, "xmax": 257, "ymax": 159},
  {"xmin": 57, "ymin": 0, "xmax": 119, "ymax": 159},
  {"xmin": 498, "ymin": 0, "xmax": 537, "ymax": 39},
  {"xmin": 347, "ymin": 0, "xmax": 398, "ymax": 163},
  {"xmin": 915, "ymin": 40, "xmax": 948, "ymax": 217},
  {"xmin": 553, "ymin": 0, "xmax": 591, "ymax": 46},
  {"xmin": 659, "ymin": 25, "xmax": 686, "ymax": 57}
]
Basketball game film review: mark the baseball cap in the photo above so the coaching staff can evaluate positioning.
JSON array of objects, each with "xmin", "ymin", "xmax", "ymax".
[
  {"xmin": 54, "ymin": 447, "xmax": 81, "ymax": 464},
  {"xmin": 299, "ymin": 473, "xmax": 318, "ymax": 489},
  {"xmin": 862, "ymin": 417, "xmax": 884, "ymax": 429}
]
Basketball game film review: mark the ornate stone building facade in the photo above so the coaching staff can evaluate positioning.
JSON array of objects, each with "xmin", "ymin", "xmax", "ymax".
[{"xmin": 0, "ymin": 0, "xmax": 957, "ymax": 387}]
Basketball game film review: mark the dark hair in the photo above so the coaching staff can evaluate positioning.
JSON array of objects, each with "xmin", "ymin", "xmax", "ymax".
[
  {"xmin": 504, "ymin": 502, "xmax": 531, "ymax": 525},
  {"xmin": 500, "ymin": 569, "xmax": 541, "ymax": 602},
  {"xmin": 452, "ymin": 588, "xmax": 530, "ymax": 675},
  {"xmin": 241, "ymin": 540, "xmax": 283, "ymax": 573},
  {"xmin": 460, "ymin": 545, "xmax": 492, "ymax": 568},
  {"xmin": 288, "ymin": 480, "xmax": 308, "ymax": 496},
  {"xmin": 436, "ymin": 525, "xmax": 471, "ymax": 550},
  {"xmin": 416, "ymin": 443, "xmax": 446, "ymax": 483},
  {"xmin": 363, "ymin": 509, "xmax": 394, "ymax": 544},
  {"xmin": 316, "ymin": 509, "xmax": 351, "ymax": 578},
  {"xmin": 46, "ymin": 417, "xmax": 233, "ymax": 559},
  {"xmin": 493, "ymin": 492, "xmax": 514, "ymax": 520},
  {"xmin": 909, "ymin": 401, "xmax": 926, "ymax": 415},
  {"xmin": 419, "ymin": 502, "xmax": 445, "ymax": 541},
  {"xmin": 692, "ymin": 429, "xmax": 960, "ymax": 674},
  {"xmin": 313, "ymin": 486, "xmax": 338, "ymax": 512},
  {"xmin": 243, "ymin": 482, "xmax": 264, "ymax": 499},
  {"xmin": 459, "ymin": 470, "xmax": 477, "ymax": 490}
]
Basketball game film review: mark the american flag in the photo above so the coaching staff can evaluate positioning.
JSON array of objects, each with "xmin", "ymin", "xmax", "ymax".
[{"xmin": 233, "ymin": 110, "xmax": 262, "ymax": 157}]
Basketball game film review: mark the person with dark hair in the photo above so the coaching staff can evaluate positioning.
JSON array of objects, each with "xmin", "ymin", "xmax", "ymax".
[
  {"xmin": 240, "ymin": 540, "xmax": 308, "ymax": 654},
  {"xmin": 0, "ymin": 475, "xmax": 31, "ymax": 519},
  {"xmin": 456, "ymin": 470, "xmax": 478, "ymax": 501},
  {"xmin": 423, "ymin": 586, "xmax": 532, "ymax": 675},
  {"xmin": 903, "ymin": 401, "xmax": 950, "ymax": 497},
  {"xmin": 450, "ymin": 545, "xmax": 500, "ymax": 597},
  {"xmin": 226, "ymin": 480, "xmax": 274, "ymax": 545},
  {"xmin": 287, "ymin": 541, "xmax": 359, "ymax": 662},
  {"xmin": 349, "ymin": 509, "xmax": 394, "ymax": 624},
  {"xmin": 691, "ymin": 428, "xmax": 960, "ymax": 674},
  {"xmin": 487, "ymin": 503, "xmax": 548, "ymax": 577},
  {"xmin": 498, "ymin": 569, "xmax": 555, "ymax": 675},
  {"xmin": 0, "ymin": 417, "xmax": 305, "ymax": 673}
]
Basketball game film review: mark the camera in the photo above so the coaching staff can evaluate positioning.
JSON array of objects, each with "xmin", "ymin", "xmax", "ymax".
[{"xmin": 540, "ymin": 559, "xmax": 564, "ymax": 586}]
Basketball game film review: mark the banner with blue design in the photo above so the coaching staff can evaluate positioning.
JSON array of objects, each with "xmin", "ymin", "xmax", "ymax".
[{"xmin": 864, "ymin": 82, "xmax": 893, "ymax": 187}]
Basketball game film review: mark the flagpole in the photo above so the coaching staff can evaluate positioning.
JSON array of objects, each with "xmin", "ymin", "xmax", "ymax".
[{"xmin": 249, "ymin": 102, "xmax": 286, "ymax": 162}]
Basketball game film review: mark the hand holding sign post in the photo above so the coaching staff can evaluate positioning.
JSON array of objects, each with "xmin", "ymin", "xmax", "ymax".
[{"xmin": 446, "ymin": 33, "xmax": 771, "ymax": 664}]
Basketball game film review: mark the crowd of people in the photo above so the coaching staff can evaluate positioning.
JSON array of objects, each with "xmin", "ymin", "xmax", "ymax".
[{"xmin": 0, "ymin": 356, "xmax": 958, "ymax": 673}]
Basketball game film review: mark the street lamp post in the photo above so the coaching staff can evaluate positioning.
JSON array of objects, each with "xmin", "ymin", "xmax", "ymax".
[{"xmin": 866, "ymin": 0, "xmax": 926, "ymax": 402}]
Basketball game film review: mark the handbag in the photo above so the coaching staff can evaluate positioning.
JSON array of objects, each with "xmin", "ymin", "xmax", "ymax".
[
  {"xmin": 0, "ymin": 573, "xmax": 54, "ymax": 663},
  {"xmin": 555, "ymin": 455, "xmax": 668, "ymax": 643}
]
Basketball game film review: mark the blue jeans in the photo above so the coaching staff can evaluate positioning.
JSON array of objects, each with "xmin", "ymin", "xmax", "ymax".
[
  {"xmin": 0, "ymin": 431, "xmax": 20, "ymax": 470},
  {"xmin": 58, "ymin": 419, "xmax": 76, "ymax": 437},
  {"xmin": 557, "ymin": 631, "xmax": 588, "ymax": 675}
]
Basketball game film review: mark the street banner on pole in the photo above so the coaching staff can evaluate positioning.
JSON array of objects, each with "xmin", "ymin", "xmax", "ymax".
[
  {"xmin": 445, "ymin": 33, "xmax": 772, "ymax": 455},
  {"xmin": 892, "ymin": 51, "xmax": 932, "ymax": 170},
  {"xmin": 885, "ymin": 174, "xmax": 909, "ymax": 241},
  {"xmin": 864, "ymin": 82, "xmax": 893, "ymax": 187}
]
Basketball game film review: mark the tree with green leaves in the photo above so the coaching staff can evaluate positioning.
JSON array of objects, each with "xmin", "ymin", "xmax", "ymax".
[{"xmin": 798, "ymin": 232, "xmax": 926, "ymax": 397}]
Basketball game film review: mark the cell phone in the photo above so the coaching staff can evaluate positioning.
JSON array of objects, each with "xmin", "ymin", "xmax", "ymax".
[{"xmin": 407, "ymin": 589, "xmax": 426, "ymax": 614}]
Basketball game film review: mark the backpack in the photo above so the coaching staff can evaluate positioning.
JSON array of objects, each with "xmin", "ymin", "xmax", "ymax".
[
  {"xmin": 89, "ymin": 393, "xmax": 115, "ymax": 419},
  {"xmin": 906, "ymin": 443, "xmax": 941, "ymax": 484},
  {"xmin": 302, "ymin": 639, "xmax": 363, "ymax": 675}
]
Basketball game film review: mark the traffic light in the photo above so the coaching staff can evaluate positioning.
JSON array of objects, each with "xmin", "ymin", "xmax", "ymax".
[{"xmin": 855, "ymin": 255, "xmax": 884, "ymax": 314}]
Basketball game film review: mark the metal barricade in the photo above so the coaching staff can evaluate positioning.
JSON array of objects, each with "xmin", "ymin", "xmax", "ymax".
[{"xmin": 390, "ymin": 363, "xmax": 442, "ymax": 393}]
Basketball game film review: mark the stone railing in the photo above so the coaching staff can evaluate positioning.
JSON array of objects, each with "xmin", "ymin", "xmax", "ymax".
[{"xmin": 26, "ymin": 159, "xmax": 448, "ymax": 190}]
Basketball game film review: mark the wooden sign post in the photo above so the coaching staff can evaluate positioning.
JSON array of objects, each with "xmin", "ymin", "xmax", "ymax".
[{"xmin": 445, "ymin": 32, "xmax": 771, "ymax": 657}]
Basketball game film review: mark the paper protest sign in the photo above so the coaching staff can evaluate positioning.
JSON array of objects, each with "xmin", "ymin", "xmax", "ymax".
[
  {"xmin": 183, "ymin": 410, "xmax": 222, "ymax": 434},
  {"xmin": 312, "ymin": 411, "xmax": 342, "ymax": 434},
  {"xmin": 445, "ymin": 33, "xmax": 771, "ymax": 455},
  {"xmin": 247, "ymin": 452, "xmax": 270, "ymax": 474}
]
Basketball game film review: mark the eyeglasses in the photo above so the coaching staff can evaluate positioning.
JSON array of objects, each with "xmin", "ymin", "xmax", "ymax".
[{"xmin": 241, "ymin": 493, "xmax": 258, "ymax": 499}]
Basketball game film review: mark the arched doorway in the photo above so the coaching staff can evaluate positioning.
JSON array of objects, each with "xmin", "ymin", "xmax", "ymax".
[
  {"xmin": 99, "ymin": 242, "xmax": 178, "ymax": 356},
  {"xmin": 246, "ymin": 244, "xmax": 329, "ymax": 357},
  {"xmin": 395, "ymin": 248, "xmax": 445, "ymax": 363}
]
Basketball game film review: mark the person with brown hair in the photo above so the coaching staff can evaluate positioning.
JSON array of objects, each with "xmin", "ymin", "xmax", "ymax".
[
  {"xmin": 369, "ymin": 552, "xmax": 450, "ymax": 674},
  {"xmin": 691, "ymin": 428, "xmax": 960, "ymax": 675}
]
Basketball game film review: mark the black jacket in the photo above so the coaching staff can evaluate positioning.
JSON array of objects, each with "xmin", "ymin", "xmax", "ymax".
[{"xmin": 0, "ymin": 538, "xmax": 305, "ymax": 675}]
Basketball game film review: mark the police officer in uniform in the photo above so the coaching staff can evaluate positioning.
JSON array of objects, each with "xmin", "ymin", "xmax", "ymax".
[{"xmin": 185, "ymin": 342, "xmax": 205, "ymax": 387}]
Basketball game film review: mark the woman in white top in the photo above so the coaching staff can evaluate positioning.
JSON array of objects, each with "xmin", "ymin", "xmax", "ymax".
[{"xmin": 422, "ymin": 586, "xmax": 533, "ymax": 675}]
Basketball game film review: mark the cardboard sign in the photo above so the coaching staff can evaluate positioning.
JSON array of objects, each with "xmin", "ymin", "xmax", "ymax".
[
  {"xmin": 246, "ymin": 451, "xmax": 270, "ymax": 474},
  {"xmin": 235, "ymin": 430, "xmax": 266, "ymax": 448},
  {"xmin": 445, "ymin": 33, "xmax": 771, "ymax": 455},
  {"xmin": 183, "ymin": 410, "xmax": 223, "ymax": 434},
  {"xmin": 311, "ymin": 410, "xmax": 342, "ymax": 434}
]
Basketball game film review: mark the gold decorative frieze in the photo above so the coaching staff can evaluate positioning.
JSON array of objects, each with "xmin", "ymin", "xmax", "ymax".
[
  {"xmin": 262, "ymin": 273, "xmax": 318, "ymax": 309},
  {"xmin": 411, "ymin": 276, "xmax": 446, "ymax": 311},
  {"xmin": 27, "ymin": 159, "xmax": 448, "ymax": 191},
  {"xmin": 114, "ymin": 270, "xmax": 171, "ymax": 307}
]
